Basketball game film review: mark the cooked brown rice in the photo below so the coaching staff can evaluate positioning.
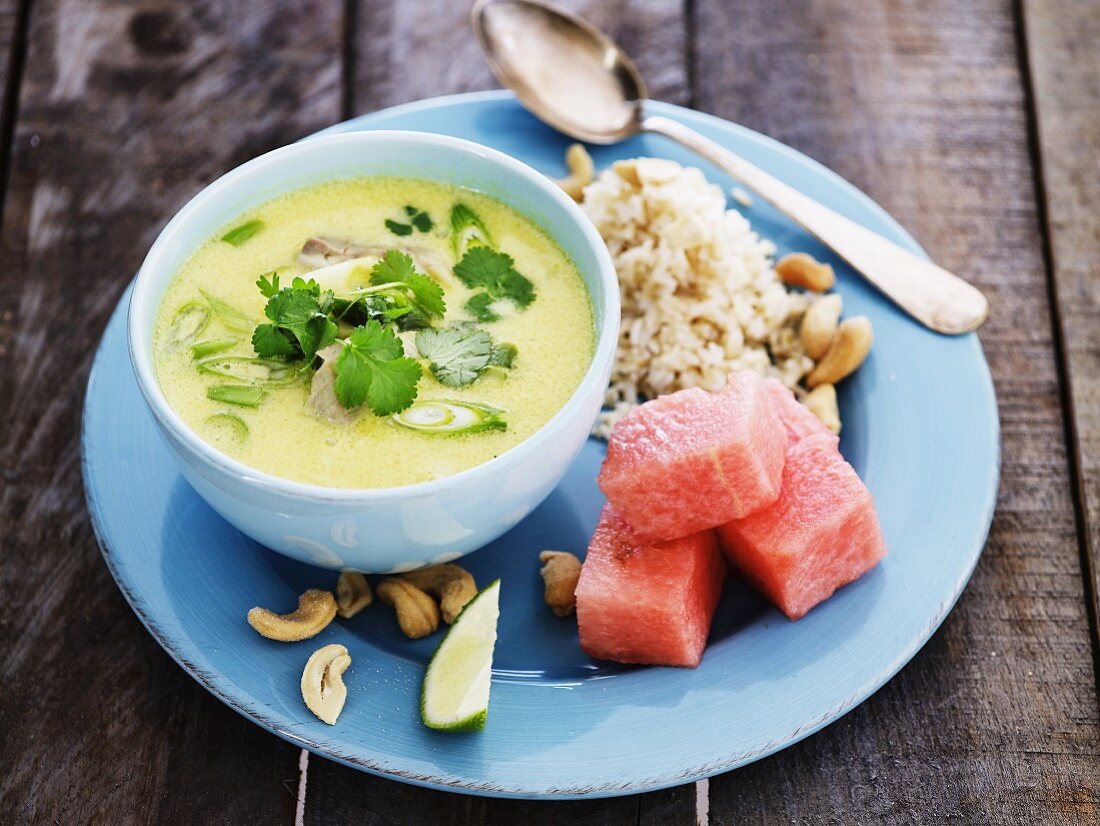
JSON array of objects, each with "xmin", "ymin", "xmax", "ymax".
[{"xmin": 581, "ymin": 157, "xmax": 817, "ymax": 437}]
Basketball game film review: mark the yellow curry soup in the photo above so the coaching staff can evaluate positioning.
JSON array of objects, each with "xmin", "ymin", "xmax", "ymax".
[{"xmin": 153, "ymin": 177, "xmax": 595, "ymax": 488}]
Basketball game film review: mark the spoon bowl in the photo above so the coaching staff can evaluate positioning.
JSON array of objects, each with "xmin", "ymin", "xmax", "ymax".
[{"xmin": 473, "ymin": 0, "xmax": 645, "ymax": 143}]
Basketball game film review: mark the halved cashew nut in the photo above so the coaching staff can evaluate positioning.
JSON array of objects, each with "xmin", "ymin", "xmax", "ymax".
[
  {"xmin": 801, "ymin": 293, "xmax": 843, "ymax": 360},
  {"xmin": 804, "ymin": 384, "xmax": 841, "ymax": 434},
  {"xmin": 807, "ymin": 316, "xmax": 873, "ymax": 388},
  {"xmin": 776, "ymin": 252, "xmax": 835, "ymax": 292},
  {"xmin": 540, "ymin": 551, "xmax": 582, "ymax": 617},
  {"xmin": 336, "ymin": 572, "xmax": 372, "ymax": 619},
  {"xmin": 247, "ymin": 589, "xmax": 337, "ymax": 642},
  {"xmin": 400, "ymin": 564, "xmax": 477, "ymax": 624},
  {"xmin": 554, "ymin": 143, "xmax": 594, "ymax": 201},
  {"xmin": 377, "ymin": 578, "xmax": 440, "ymax": 639},
  {"xmin": 301, "ymin": 644, "xmax": 351, "ymax": 725}
]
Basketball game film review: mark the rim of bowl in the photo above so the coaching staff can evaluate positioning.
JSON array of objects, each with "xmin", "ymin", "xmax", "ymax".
[{"xmin": 128, "ymin": 129, "xmax": 621, "ymax": 503}]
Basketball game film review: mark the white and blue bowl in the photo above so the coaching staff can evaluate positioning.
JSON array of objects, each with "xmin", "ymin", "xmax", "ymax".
[{"xmin": 127, "ymin": 130, "xmax": 620, "ymax": 573}]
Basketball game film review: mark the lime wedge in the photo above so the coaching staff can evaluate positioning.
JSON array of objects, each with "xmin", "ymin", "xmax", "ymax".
[{"xmin": 420, "ymin": 579, "xmax": 500, "ymax": 732}]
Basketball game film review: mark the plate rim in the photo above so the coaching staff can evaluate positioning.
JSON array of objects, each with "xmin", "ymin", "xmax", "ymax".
[{"xmin": 83, "ymin": 91, "xmax": 1001, "ymax": 799}]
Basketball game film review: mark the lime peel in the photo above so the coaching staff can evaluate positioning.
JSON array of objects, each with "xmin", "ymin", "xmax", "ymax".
[{"xmin": 420, "ymin": 579, "xmax": 500, "ymax": 732}]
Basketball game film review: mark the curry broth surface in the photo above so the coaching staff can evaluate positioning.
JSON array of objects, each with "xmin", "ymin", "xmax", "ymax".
[{"xmin": 153, "ymin": 178, "xmax": 594, "ymax": 488}]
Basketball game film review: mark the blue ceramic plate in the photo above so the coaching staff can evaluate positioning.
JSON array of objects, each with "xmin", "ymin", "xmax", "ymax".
[{"xmin": 83, "ymin": 92, "xmax": 999, "ymax": 798}]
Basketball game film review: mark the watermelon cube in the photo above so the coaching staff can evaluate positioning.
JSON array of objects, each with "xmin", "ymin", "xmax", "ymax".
[
  {"xmin": 598, "ymin": 370, "xmax": 787, "ymax": 541},
  {"xmin": 717, "ymin": 433, "xmax": 886, "ymax": 619},
  {"xmin": 760, "ymin": 378, "xmax": 838, "ymax": 446},
  {"xmin": 576, "ymin": 505, "xmax": 727, "ymax": 668}
]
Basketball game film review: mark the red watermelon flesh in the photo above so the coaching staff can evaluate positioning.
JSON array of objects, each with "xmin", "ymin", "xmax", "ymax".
[
  {"xmin": 576, "ymin": 505, "xmax": 727, "ymax": 668},
  {"xmin": 598, "ymin": 370, "xmax": 787, "ymax": 542},
  {"xmin": 759, "ymin": 378, "xmax": 838, "ymax": 447},
  {"xmin": 716, "ymin": 433, "xmax": 886, "ymax": 619}
]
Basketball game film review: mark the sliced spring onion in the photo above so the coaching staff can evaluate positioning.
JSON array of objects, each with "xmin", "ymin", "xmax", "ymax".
[
  {"xmin": 197, "ymin": 356, "xmax": 298, "ymax": 384},
  {"xmin": 207, "ymin": 384, "xmax": 265, "ymax": 407},
  {"xmin": 393, "ymin": 400, "xmax": 506, "ymax": 434},
  {"xmin": 199, "ymin": 290, "xmax": 252, "ymax": 334},
  {"xmin": 450, "ymin": 203, "xmax": 492, "ymax": 258},
  {"xmin": 190, "ymin": 337, "xmax": 237, "ymax": 359},
  {"xmin": 221, "ymin": 219, "xmax": 265, "ymax": 246},
  {"xmin": 167, "ymin": 301, "xmax": 210, "ymax": 346},
  {"xmin": 205, "ymin": 411, "xmax": 249, "ymax": 439}
]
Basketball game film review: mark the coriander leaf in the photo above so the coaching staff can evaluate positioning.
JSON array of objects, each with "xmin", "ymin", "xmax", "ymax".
[
  {"xmin": 411, "ymin": 211, "xmax": 433, "ymax": 232},
  {"xmin": 453, "ymin": 247, "xmax": 536, "ymax": 317},
  {"xmin": 465, "ymin": 292, "xmax": 499, "ymax": 323},
  {"xmin": 251, "ymin": 323, "xmax": 299, "ymax": 358},
  {"xmin": 255, "ymin": 280, "xmax": 337, "ymax": 361},
  {"xmin": 334, "ymin": 321, "xmax": 422, "ymax": 414},
  {"xmin": 404, "ymin": 205, "xmax": 418, "ymax": 217},
  {"xmin": 370, "ymin": 249, "xmax": 418, "ymax": 285},
  {"xmin": 256, "ymin": 271, "xmax": 280, "ymax": 298},
  {"xmin": 415, "ymin": 325, "xmax": 493, "ymax": 387},
  {"xmin": 404, "ymin": 273, "xmax": 445, "ymax": 319},
  {"xmin": 289, "ymin": 276, "xmax": 322, "ymax": 296},
  {"xmin": 369, "ymin": 250, "xmax": 445, "ymax": 320},
  {"xmin": 221, "ymin": 220, "xmax": 265, "ymax": 247},
  {"xmin": 385, "ymin": 219, "xmax": 413, "ymax": 236}
]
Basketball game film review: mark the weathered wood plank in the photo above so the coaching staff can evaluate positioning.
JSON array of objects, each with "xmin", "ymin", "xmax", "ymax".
[
  {"xmin": 302, "ymin": 2, "xmax": 696, "ymax": 823},
  {"xmin": 351, "ymin": 0, "xmax": 691, "ymax": 113},
  {"xmin": 691, "ymin": 0, "xmax": 1100, "ymax": 822},
  {"xmin": 1022, "ymin": 0, "xmax": 1100, "ymax": 659},
  {"xmin": 0, "ymin": 0, "xmax": 343, "ymax": 822}
]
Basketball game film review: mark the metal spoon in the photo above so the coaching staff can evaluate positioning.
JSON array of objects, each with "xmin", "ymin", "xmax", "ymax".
[{"xmin": 472, "ymin": 0, "xmax": 988, "ymax": 334}]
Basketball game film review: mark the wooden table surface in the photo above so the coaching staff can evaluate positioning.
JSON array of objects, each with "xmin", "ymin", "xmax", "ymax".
[{"xmin": 1, "ymin": 1, "xmax": 1098, "ymax": 823}]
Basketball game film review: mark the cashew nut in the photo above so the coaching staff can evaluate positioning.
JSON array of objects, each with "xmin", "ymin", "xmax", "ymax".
[
  {"xmin": 539, "ymin": 551, "xmax": 582, "ymax": 617},
  {"xmin": 806, "ymin": 316, "xmax": 873, "ymax": 388},
  {"xmin": 301, "ymin": 643, "xmax": 351, "ymax": 725},
  {"xmin": 776, "ymin": 252, "xmax": 836, "ymax": 292},
  {"xmin": 376, "ymin": 578, "xmax": 440, "ymax": 639},
  {"xmin": 247, "ymin": 589, "xmax": 337, "ymax": 642},
  {"xmin": 612, "ymin": 157, "xmax": 680, "ymax": 188},
  {"xmin": 336, "ymin": 572, "xmax": 372, "ymax": 619},
  {"xmin": 554, "ymin": 143, "xmax": 594, "ymax": 201},
  {"xmin": 803, "ymin": 384, "xmax": 841, "ymax": 434},
  {"xmin": 400, "ymin": 564, "xmax": 477, "ymax": 624},
  {"xmin": 800, "ymin": 294, "xmax": 843, "ymax": 360}
]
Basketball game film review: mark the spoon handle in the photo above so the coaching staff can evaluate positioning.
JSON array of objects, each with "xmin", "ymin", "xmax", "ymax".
[{"xmin": 641, "ymin": 115, "xmax": 988, "ymax": 334}]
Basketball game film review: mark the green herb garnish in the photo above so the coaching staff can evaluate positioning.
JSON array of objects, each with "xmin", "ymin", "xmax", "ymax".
[
  {"xmin": 221, "ymin": 220, "xmax": 265, "ymax": 247},
  {"xmin": 190, "ymin": 338, "xmax": 237, "ymax": 359},
  {"xmin": 368, "ymin": 250, "xmax": 446, "ymax": 318},
  {"xmin": 207, "ymin": 384, "xmax": 266, "ymax": 407},
  {"xmin": 167, "ymin": 301, "xmax": 210, "ymax": 347},
  {"xmin": 488, "ymin": 342, "xmax": 517, "ymax": 369},
  {"xmin": 332, "ymin": 320, "xmax": 422, "ymax": 415},
  {"xmin": 393, "ymin": 400, "xmax": 506, "ymax": 434},
  {"xmin": 450, "ymin": 203, "xmax": 492, "ymax": 258},
  {"xmin": 415, "ymin": 323, "xmax": 514, "ymax": 388},
  {"xmin": 197, "ymin": 356, "xmax": 299, "ymax": 384},
  {"xmin": 251, "ymin": 273, "xmax": 338, "ymax": 362},
  {"xmin": 199, "ymin": 290, "xmax": 252, "ymax": 334},
  {"xmin": 205, "ymin": 412, "xmax": 249, "ymax": 439},
  {"xmin": 385, "ymin": 219, "xmax": 413, "ymax": 236},
  {"xmin": 453, "ymin": 247, "xmax": 535, "ymax": 322}
]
